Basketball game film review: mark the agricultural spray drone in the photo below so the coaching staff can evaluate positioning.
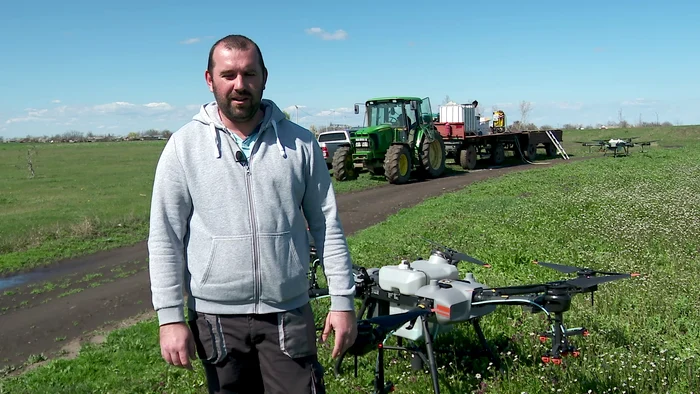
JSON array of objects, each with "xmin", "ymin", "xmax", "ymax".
[
  {"xmin": 577, "ymin": 137, "xmax": 657, "ymax": 157},
  {"xmin": 307, "ymin": 239, "xmax": 639, "ymax": 394}
]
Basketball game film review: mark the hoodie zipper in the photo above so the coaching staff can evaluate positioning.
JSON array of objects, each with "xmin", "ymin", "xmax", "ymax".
[
  {"xmin": 241, "ymin": 156, "xmax": 260, "ymax": 314},
  {"xmin": 224, "ymin": 123, "xmax": 266, "ymax": 314}
]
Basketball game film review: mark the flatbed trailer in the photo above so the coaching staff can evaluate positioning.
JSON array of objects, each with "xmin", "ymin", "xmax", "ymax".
[{"xmin": 434, "ymin": 123, "xmax": 563, "ymax": 169}]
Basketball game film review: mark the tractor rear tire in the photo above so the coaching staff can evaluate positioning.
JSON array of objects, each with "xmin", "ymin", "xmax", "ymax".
[
  {"xmin": 384, "ymin": 144, "xmax": 412, "ymax": 184},
  {"xmin": 459, "ymin": 145, "xmax": 477, "ymax": 170},
  {"xmin": 420, "ymin": 133, "xmax": 446, "ymax": 178},
  {"xmin": 332, "ymin": 146, "xmax": 357, "ymax": 181}
]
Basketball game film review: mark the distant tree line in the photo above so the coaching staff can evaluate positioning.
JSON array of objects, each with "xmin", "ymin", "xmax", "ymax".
[
  {"xmin": 2, "ymin": 129, "xmax": 173, "ymax": 144},
  {"xmin": 1, "ymin": 103, "xmax": 682, "ymax": 144}
]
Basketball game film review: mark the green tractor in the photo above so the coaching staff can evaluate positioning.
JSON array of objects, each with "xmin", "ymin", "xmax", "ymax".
[{"xmin": 332, "ymin": 96, "xmax": 446, "ymax": 185}]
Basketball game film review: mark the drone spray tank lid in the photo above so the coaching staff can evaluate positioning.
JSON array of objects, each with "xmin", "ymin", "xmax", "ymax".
[{"xmin": 398, "ymin": 259, "xmax": 413, "ymax": 270}]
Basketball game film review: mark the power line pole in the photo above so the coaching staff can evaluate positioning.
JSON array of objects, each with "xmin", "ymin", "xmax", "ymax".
[{"xmin": 294, "ymin": 105, "xmax": 299, "ymax": 123}]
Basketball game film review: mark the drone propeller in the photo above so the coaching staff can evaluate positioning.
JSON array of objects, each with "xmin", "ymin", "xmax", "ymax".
[
  {"xmin": 420, "ymin": 237, "xmax": 491, "ymax": 267},
  {"xmin": 476, "ymin": 271, "xmax": 635, "ymax": 300},
  {"xmin": 533, "ymin": 260, "xmax": 640, "ymax": 278},
  {"xmin": 531, "ymin": 260, "xmax": 639, "ymax": 306},
  {"xmin": 565, "ymin": 273, "xmax": 632, "ymax": 290}
]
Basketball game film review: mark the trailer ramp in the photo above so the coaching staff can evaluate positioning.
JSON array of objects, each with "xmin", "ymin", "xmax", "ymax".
[{"xmin": 546, "ymin": 130, "xmax": 569, "ymax": 160}]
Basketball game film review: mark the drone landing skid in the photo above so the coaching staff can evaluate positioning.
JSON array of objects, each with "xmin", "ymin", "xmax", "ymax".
[
  {"xmin": 537, "ymin": 311, "xmax": 589, "ymax": 364},
  {"xmin": 371, "ymin": 315, "xmax": 440, "ymax": 394},
  {"xmin": 335, "ymin": 295, "xmax": 500, "ymax": 394}
]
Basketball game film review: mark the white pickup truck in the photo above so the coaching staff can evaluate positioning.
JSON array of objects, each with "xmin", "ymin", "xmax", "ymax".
[{"xmin": 316, "ymin": 128, "xmax": 360, "ymax": 167}]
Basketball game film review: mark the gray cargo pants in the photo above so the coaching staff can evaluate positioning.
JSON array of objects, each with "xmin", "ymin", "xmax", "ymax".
[{"xmin": 187, "ymin": 302, "xmax": 325, "ymax": 394}]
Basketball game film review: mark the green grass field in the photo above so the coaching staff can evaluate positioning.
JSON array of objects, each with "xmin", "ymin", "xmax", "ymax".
[
  {"xmin": 1, "ymin": 125, "xmax": 698, "ymax": 393},
  {"xmin": 0, "ymin": 140, "xmax": 389, "ymax": 275},
  {"xmin": 2, "ymin": 125, "xmax": 696, "ymax": 275}
]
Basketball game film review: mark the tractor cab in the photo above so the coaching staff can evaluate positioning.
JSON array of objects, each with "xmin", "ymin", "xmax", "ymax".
[
  {"xmin": 332, "ymin": 96, "xmax": 446, "ymax": 185},
  {"xmin": 354, "ymin": 97, "xmax": 435, "ymax": 144}
]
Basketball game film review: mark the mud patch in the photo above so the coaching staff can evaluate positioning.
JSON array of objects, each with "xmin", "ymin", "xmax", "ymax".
[
  {"xmin": 0, "ymin": 259, "xmax": 147, "ymax": 316},
  {"xmin": 3, "ymin": 311, "xmax": 155, "ymax": 377}
]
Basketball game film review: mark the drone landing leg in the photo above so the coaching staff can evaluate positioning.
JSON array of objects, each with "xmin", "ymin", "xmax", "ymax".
[
  {"xmin": 373, "ymin": 343, "xmax": 394, "ymax": 394},
  {"xmin": 421, "ymin": 315, "xmax": 441, "ymax": 394},
  {"xmin": 472, "ymin": 318, "xmax": 501, "ymax": 369},
  {"xmin": 542, "ymin": 312, "xmax": 581, "ymax": 364}
]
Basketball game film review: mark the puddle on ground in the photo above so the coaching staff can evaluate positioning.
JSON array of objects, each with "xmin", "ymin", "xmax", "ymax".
[{"xmin": 0, "ymin": 272, "xmax": 48, "ymax": 292}]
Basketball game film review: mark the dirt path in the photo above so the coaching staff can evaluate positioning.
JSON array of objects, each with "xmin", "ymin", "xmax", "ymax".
[{"xmin": 0, "ymin": 157, "xmax": 588, "ymax": 372}]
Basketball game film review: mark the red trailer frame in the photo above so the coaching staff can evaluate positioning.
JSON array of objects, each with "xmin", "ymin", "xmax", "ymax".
[{"xmin": 433, "ymin": 123, "xmax": 564, "ymax": 169}]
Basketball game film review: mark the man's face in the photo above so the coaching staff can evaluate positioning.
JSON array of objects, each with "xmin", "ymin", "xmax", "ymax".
[{"xmin": 206, "ymin": 46, "xmax": 267, "ymax": 124}]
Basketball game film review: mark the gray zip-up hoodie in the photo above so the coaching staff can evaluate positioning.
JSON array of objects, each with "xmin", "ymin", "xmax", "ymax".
[{"xmin": 148, "ymin": 99, "xmax": 355, "ymax": 326}]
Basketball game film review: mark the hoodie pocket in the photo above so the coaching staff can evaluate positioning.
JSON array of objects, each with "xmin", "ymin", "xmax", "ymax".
[
  {"xmin": 258, "ymin": 231, "xmax": 308, "ymax": 304},
  {"xmin": 197, "ymin": 235, "xmax": 255, "ymax": 303}
]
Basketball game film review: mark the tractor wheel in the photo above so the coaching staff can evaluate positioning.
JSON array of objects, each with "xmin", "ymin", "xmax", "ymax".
[
  {"xmin": 332, "ymin": 146, "xmax": 357, "ymax": 181},
  {"xmin": 459, "ymin": 145, "xmax": 477, "ymax": 170},
  {"xmin": 525, "ymin": 143, "xmax": 537, "ymax": 160},
  {"xmin": 490, "ymin": 143, "xmax": 505, "ymax": 165},
  {"xmin": 454, "ymin": 149, "xmax": 463, "ymax": 166},
  {"xmin": 420, "ymin": 133, "xmax": 446, "ymax": 178},
  {"xmin": 384, "ymin": 144, "xmax": 412, "ymax": 184},
  {"xmin": 545, "ymin": 143, "xmax": 556, "ymax": 157}
]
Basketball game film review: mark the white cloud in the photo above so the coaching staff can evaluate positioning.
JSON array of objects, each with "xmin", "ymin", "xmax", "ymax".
[
  {"xmin": 552, "ymin": 101, "xmax": 584, "ymax": 110},
  {"xmin": 286, "ymin": 105, "xmax": 363, "ymax": 128},
  {"xmin": 143, "ymin": 102, "xmax": 174, "ymax": 111},
  {"xmin": 304, "ymin": 27, "xmax": 348, "ymax": 41},
  {"xmin": 93, "ymin": 101, "xmax": 136, "ymax": 113},
  {"xmin": 5, "ymin": 108, "xmax": 54, "ymax": 124},
  {"xmin": 621, "ymin": 98, "xmax": 656, "ymax": 107},
  {"xmin": 2, "ymin": 101, "xmax": 202, "ymax": 138},
  {"xmin": 315, "ymin": 107, "xmax": 353, "ymax": 117},
  {"xmin": 51, "ymin": 99, "xmax": 61, "ymax": 104},
  {"xmin": 283, "ymin": 105, "xmax": 306, "ymax": 114},
  {"xmin": 91, "ymin": 101, "xmax": 176, "ymax": 115},
  {"xmin": 487, "ymin": 102, "xmax": 516, "ymax": 111},
  {"xmin": 180, "ymin": 37, "xmax": 201, "ymax": 45}
]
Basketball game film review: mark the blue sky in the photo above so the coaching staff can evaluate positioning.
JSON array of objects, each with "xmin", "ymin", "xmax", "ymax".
[{"xmin": 1, "ymin": 0, "xmax": 698, "ymax": 138}]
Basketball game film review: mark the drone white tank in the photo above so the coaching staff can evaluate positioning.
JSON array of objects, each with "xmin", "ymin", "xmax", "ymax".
[
  {"xmin": 378, "ymin": 259, "xmax": 460, "ymax": 296},
  {"xmin": 378, "ymin": 261, "xmax": 427, "ymax": 295}
]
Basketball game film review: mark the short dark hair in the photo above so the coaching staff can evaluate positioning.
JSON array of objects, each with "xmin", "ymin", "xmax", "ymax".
[{"xmin": 207, "ymin": 34, "xmax": 266, "ymax": 74}]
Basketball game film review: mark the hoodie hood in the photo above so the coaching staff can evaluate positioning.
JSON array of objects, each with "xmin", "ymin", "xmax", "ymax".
[{"xmin": 192, "ymin": 99, "xmax": 288, "ymax": 159}]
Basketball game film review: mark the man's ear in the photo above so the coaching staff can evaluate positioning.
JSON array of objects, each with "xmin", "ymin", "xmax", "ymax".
[
  {"xmin": 262, "ymin": 67, "xmax": 268, "ymax": 91},
  {"xmin": 205, "ymin": 70, "xmax": 214, "ymax": 92}
]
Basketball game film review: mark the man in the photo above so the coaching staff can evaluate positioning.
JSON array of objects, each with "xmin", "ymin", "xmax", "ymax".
[{"xmin": 147, "ymin": 34, "xmax": 357, "ymax": 394}]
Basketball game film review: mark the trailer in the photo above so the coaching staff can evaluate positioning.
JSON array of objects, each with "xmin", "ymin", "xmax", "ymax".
[{"xmin": 433, "ymin": 102, "xmax": 564, "ymax": 169}]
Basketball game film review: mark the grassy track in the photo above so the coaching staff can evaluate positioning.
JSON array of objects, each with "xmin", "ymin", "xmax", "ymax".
[{"xmin": 1, "ymin": 127, "xmax": 698, "ymax": 393}]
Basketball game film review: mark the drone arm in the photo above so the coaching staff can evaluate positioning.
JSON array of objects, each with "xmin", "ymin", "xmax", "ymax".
[
  {"xmin": 473, "ymin": 284, "xmax": 548, "ymax": 301},
  {"xmin": 471, "ymin": 298, "xmax": 552, "ymax": 317}
]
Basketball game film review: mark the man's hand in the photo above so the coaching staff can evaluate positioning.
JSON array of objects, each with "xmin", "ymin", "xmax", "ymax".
[
  {"xmin": 159, "ymin": 322, "xmax": 196, "ymax": 370},
  {"xmin": 321, "ymin": 310, "xmax": 358, "ymax": 358}
]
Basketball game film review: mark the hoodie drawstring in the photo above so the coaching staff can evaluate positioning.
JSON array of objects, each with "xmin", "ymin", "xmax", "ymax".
[
  {"xmin": 271, "ymin": 120, "xmax": 287, "ymax": 159},
  {"xmin": 210, "ymin": 116, "xmax": 286, "ymax": 160},
  {"xmin": 211, "ymin": 123, "xmax": 222, "ymax": 158}
]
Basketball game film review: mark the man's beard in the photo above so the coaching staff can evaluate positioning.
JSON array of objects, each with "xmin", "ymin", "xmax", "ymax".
[{"xmin": 213, "ymin": 85, "xmax": 261, "ymax": 123}]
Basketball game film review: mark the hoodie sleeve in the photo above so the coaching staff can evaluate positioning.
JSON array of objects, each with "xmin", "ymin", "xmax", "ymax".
[
  {"xmin": 302, "ymin": 131, "xmax": 356, "ymax": 312},
  {"xmin": 147, "ymin": 137, "xmax": 193, "ymax": 325}
]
